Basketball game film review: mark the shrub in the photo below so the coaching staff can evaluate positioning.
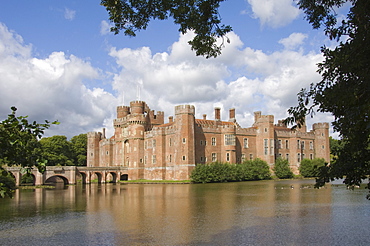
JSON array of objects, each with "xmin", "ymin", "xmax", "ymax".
[
  {"xmin": 191, "ymin": 159, "xmax": 271, "ymax": 183},
  {"xmin": 273, "ymin": 158, "xmax": 294, "ymax": 179},
  {"xmin": 299, "ymin": 158, "xmax": 326, "ymax": 177}
]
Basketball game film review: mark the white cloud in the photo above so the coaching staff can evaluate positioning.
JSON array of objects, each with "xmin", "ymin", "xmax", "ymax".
[
  {"xmin": 247, "ymin": 0, "xmax": 300, "ymax": 28},
  {"xmin": 100, "ymin": 20, "xmax": 112, "ymax": 36},
  {"xmin": 0, "ymin": 23, "xmax": 117, "ymax": 138},
  {"xmin": 0, "ymin": 22, "xmax": 333, "ymax": 140},
  {"xmin": 107, "ymin": 31, "xmax": 328, "ymax": 133},
  {"xmin": 64, "ymin": 8, "xmax": 76, "ymax": 21},
  {"xmin": 279, "ymin": 33, "xmax": 308, "ymax": 50}
]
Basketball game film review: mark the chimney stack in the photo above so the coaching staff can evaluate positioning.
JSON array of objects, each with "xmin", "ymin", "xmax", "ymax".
[
  {"xmin": 215, "ymin": 107, "xmax": 221, "ymax": 121},
  {"xmin": 203, "ymin": 114, "xmax": 207, "ymax": 120},
  {"xmin": 169, "ymin": 116, "xmax": 173, "ymax": 123},
  {"xmin": 229, "ymin": 108, "xmax": 235, "ymax": 120}
]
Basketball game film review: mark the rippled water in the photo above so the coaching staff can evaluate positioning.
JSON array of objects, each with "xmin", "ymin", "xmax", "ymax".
[{"xmin": 0, "ymin": 179, "xmax": 369, "ymax": 246}]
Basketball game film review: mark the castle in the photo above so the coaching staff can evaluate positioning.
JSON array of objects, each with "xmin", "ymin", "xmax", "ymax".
[{"xmin": 87, "ymin": 101, "xmax": 330, "ymax": 180}]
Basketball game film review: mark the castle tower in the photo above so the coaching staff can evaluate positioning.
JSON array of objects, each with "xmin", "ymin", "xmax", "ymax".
[
  {"xmin": 87, "ymin": 132, "xmax": 102, "ymax": 167},
  {"xmin": 313, "ymin": 123, "xmax": 330, "ymax": 163},
  {"xmin": 254, "ymin": 113, "xmax": 275, "ymax": 166},
  {"xmin": 174, "ymin": 105, "xmax": 196, "ymax": 180},
  {"xmin": 126, "ymin": 101, "xmax": 147, "ymax": 179}
]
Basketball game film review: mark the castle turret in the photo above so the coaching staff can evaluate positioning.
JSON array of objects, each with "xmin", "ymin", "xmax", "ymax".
[
  {"xmin": 313, "ymin": 122, "xmax": 330, "ymax": 163},
  {"xmin": 174, "ymin": 105, "xmax": 196, "ymax": 180},
  {"xmin": 87, "ymin": 132, "xmax": 102, "ymax": 167},
  {"xmin": 117, "ymin": 106, "xmax": 130, "ymax": 118}
]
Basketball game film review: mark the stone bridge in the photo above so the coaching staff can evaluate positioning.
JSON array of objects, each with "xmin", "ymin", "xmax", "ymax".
[{"xmin": 5, "ymin": 166, "xmax": 128, "ymax": 186}]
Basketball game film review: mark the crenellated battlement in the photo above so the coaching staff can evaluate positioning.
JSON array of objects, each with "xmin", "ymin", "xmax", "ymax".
[
  {"xmin": 313, "ymin": 122, "xmax": 329, "ymax": 130},
  {"xmin": 87, "ymin": 131, "xmax": 102, "ymax": 139},
  {"xmin": 175, "ymin": 105, "xmax": 195, "ymax": 115}
]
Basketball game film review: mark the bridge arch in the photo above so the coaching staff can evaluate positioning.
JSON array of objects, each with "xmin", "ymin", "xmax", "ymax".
[
  {"xmin": 106, "ymin": 172, "xmax": 118, "ymax": 183},
  {"xmin": 45, "ymin": 175, "xmax": 69, "ymax": 185},
  {"xmin": 120, "ymin": 174, "xmax": 129, "ymax": 181}
]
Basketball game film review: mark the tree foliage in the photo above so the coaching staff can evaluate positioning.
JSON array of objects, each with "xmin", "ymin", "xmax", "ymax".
[
  {"xmin": 190, "ymin": 159, "xmax": 271, "ymax": 183},
  {"xmin": 70, "ymin": 134, "xmax": 87, "ymax": 166},
  {"xmin": 299, "ymin": 158, "xmax": 326, "ymax": 178},
  {"xmin": 101, "ymin": 0, "xmax": 232, "ymax": 58},
  {"xmin": 0, "ymin": 107, "xmax": 58, "ymax": 197},
  {"xmin": 38, "ymin": 134, "xmax": 88, "ymax": 166},
  {"xmin": 39, "ymin": 136, "xmax": 74, "ymax": 166},
  {"xmin": 273, "ymin": 158, "xmax": 294, "ymax": 179},
  {"xmin": 285, "ymin": 0, "xmax": 370, "ymax": 191}
]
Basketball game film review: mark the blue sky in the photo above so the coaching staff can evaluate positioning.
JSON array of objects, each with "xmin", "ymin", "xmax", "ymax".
[{"xmin": 0, "ymin": 0, "xmax": 338, "ymax": 138}]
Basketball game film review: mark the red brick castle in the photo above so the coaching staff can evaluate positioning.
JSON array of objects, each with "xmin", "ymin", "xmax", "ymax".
[{"xmin": 87, "ymin": 101, "xmax": 330, "ymax": 180}]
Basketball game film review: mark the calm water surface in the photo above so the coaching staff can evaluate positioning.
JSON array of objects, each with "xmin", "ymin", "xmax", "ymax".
[{"xmin": 0, "ymin": 179, "xmax": 369, "ymax": 246}]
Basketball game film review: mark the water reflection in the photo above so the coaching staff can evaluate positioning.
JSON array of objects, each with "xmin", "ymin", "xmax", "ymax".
[{"xmin": 0, "ymin": 180, "xmax": 369, "ymax": 245}]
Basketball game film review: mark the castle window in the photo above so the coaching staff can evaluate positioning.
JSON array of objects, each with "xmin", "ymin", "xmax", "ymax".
[
  {"xmin": 200, "ymin": 157, "xmax": 204, "ymax": 162},
  {"xmin": 310, "ymin": 141, "xmax": 313, "ymax": 150},
  {"xmin": 241, "ymin": 154, "xmax": 245, "ymax": 162},
  {"xmin": 144, "ymin": 156, "xmax": 147, "ymax": 165},
  {"xmin": 169, "ymin": 138, "xmax": 172, "ymax": 146},
  {"xmin": 286, "ymin": 154, "xmax": 289, "ymax": 162},
  {"xmin": 169, "ymin": 155, "xmax": 172, "ymax": 162},
  {"xmin": 286, "ymin": 140, "xmax": 289, "ymax": 149},
  {"xmin": 250, "ymin": 154, "xmax": 253, "ymax": 160},
  {"xmin": 264, "ymin": 139, "xmax": 268, "ymax": 155},
  {"xmin": 244, "ymin": 138, "xmax": 249, "ymax": 148},
  {"xmin": 270, "ymin": 139, "xmax": 274, "ymax": 155},
  {"xmin": 297, "ymin": 153, "xmax": 301, "ymax": 162},
  {"xmin": 212, "ymin": 137, "xmax": 216, "ymax": 146},
  {"xmin": 310, "ymin": 154, "xmax": 313, "ymax": 160},
  {"xmin": 264, "ymin": 128, "xmax": 267, "ymax": 132},
  {"xmin": 144, "ymin": 141, "xmax": 147, "ymax": 149},
  {"xmin": 106, "ymin": 151, "xmax": 109, "ymax": 155},
  {"xmin": 226, "ymin": 152, "xmax": 230, "ymax": 162},
  {"xmin": 322, "ymin": 145, "xmax": 325, "ymax": 149},
  {"xmin": 182, "ymin": 155, "xmax": 186, "ymax": 161},
  {"xmin": 152, "ymin": 155, "xmax": 156, "ymax": 164},
  {"xmin": 200, "ymin": 140, "xmax": 203, "ymax": 145},
  {"xmin": 224, "ymin": 134, "xmax": 236, "ymax": 146},
  {"xmin": 297, "ymin": 140, "xmax": 300, "ymax": 149},
  {"xmin": 153, "ymin": 139, "xmax": 156, "ymax": 148},
  {"xmin": 90, "ymin": 153, "xmax": 93, "ymax": 156},
  {"xmin": 212, "ymin": 153, "xmax": 217, "ymax": 162},
  {"xmin": 204, "ymin": 141, "xmax": 207, "ymax": 146},
  {"xmin": 302, "ymin": 141, "xmax": 305, "ymax": 150},
  {"xmin": 278, "ymin": 140, "xmax": 282, "ymax": 149},
  {"xmin": 182, "ymin": 138, "xmax": 186, "ymax": 144}
]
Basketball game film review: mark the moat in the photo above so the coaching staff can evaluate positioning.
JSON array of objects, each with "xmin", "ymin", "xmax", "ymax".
[{"xmin": 0, "ymin": 179, "xmax": 369, "ymax": 245}]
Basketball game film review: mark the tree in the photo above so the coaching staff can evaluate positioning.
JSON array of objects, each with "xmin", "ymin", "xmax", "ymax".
[
  {"xmin": 284, "ymin": 0, "xmax": 370, "ymax": 193},
  {"xmin": 0, "ymin": 107, "xmax": 58, "ymax": 197},
  {"xmin": 70, "ymin": 134, "xmax": 87, "ymax": 166},
  {"xmin": 39, "ymin": 136, "xmax": 74, "ymax": 166},
  {"xmin": 101, "ymin": 0, "xmax": 232, "ymax": 58},
  {"xmin": 273, "ymin": 158, "xmax": 294, "ymax": 179},
  {"xmin": 299, "ymin": 158, "xmax": 325, "ymax": 178}
]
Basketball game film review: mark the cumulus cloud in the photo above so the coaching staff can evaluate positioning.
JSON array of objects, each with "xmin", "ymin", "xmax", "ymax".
[
  {"xmin": 0, "ymin": 22, "xmax": 333, "ymax": 139},
  {"xmin": 279, "ymin": 33, "xmax": 308, "ymax": 50},
  {"xmin": 107, "ymin": 31, "xmax": 328, "ymax": 132},
  {"xmin": 64, "ymin": 8, "xmax": 76, "ymax": 21},
  {"xmin": 100, "ymin": 20, "xmax": 112, "ymax": 35},
  {"xmin": 247, "ymin": 0, "xmax": 300, "ymax": 28},
  {"xmin": 0, "ymin": 23, "xmax": 117, "ymax": 138}
]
